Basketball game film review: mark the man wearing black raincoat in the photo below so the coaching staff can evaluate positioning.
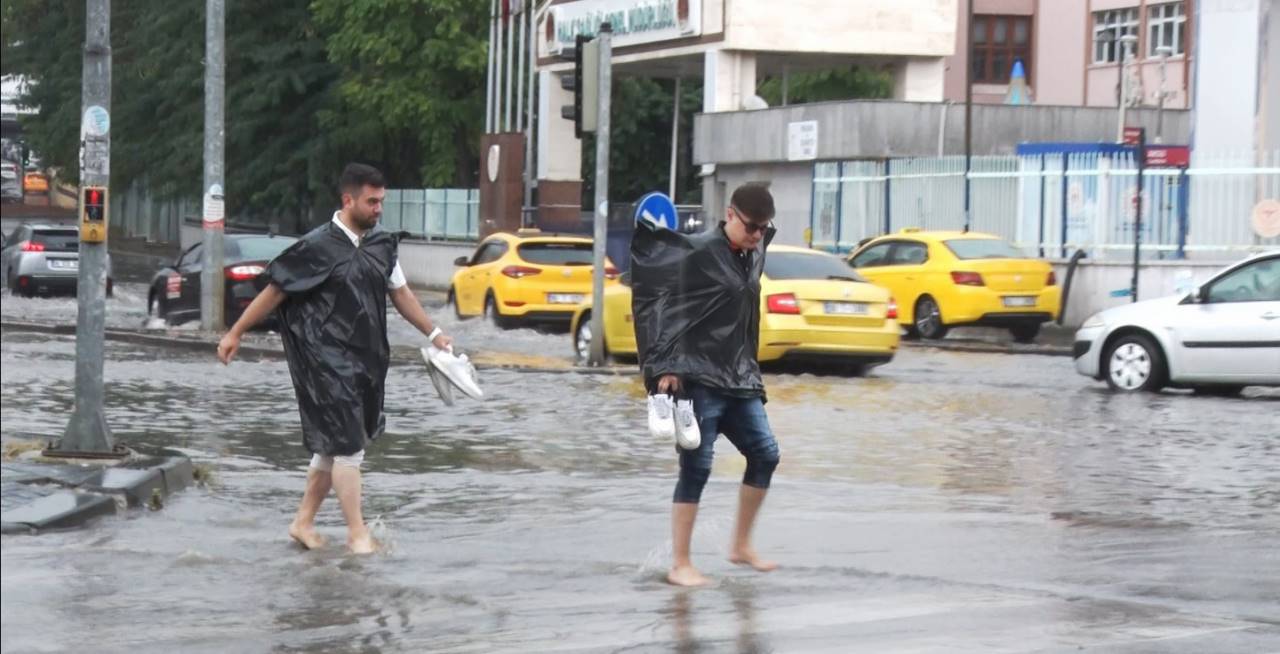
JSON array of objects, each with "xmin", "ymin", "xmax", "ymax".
[
  {"xmin": 217, "ymin": 163, "xmax": 453, "ymax": 554},
  {"xmin": 631, "ymin": 184, "xmax": 782, "ymax": 586}
]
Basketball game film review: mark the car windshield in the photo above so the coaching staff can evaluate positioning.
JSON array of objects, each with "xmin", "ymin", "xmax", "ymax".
[
  {"xmin": 228, "ymin": 236, "xmax": 297, "ymax": 263},
  {"xmin": 765, "ymin": 251, "xmax": 867, "ymax": 281},
  {"xmin": 944, "ymin": 238, "xmax": 1024, "ymax": 260},
  {"xmin": 517, "ymin": 242, "xmax": 594, "ymax": 266},
  {"xmin": 31, "ymin": 229, "xmax": 80, "ymax": 253}
]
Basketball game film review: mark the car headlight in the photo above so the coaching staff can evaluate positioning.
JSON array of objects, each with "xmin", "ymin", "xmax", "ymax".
[{"xmin": 1081, "ymin": 314, "xmax": 1106, "ymax": 329}]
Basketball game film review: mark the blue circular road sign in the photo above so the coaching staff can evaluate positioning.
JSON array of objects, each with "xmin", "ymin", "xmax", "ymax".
[{"xmin": 634, "ymin": 192, "xmax": 678, "ymax": 230}]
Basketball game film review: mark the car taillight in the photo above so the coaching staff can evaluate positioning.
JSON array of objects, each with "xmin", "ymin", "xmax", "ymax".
[
  {"xmin": 951, "ymin": 271, "xmax": 984, "ymax": 286},
  {"xmin": 886, "ymin": 297, "xmax": 898, "ymax": 320},
  {"xmin": 225, "ymin": 264, "xmax": 265, "ymax": 281},
  {"xmin": 501, "ymin": 265, "xmax": 541, "ymax": 278},
  {"xmin": 604, "ymin": 265, "xmax": 620, "ymax": 280},
  {"xmin": 19, "ymin": 240, "xmax": 44, "ymax": 252},
  {"xmin": 1046, "ymin": 271, "xmax": 1057, "ymax": 286},
  {"xmin": 766, "ymin": 293, "xmax": 800, "ymax": 314}
]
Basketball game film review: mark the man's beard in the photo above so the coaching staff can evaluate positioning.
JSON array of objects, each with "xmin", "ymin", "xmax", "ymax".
[{"xmin": 352, "ymin": 211, "xmax": 379, "ymax": 231}]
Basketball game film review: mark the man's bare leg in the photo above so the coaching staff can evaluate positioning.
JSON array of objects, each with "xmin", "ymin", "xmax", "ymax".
[
  {"xmin": 668, "ymin": 502, "xmax": 709, "ymax": 586},
  {"xmin": 331, "ymin": 463, "xmax": 375, "ymax": 554},
  {"xmin": 728, "ymin": 485, "xmax": 777, "ymax": 572},
  {"xmin": 289, "ymin": 468, "xmax": 331, "ymax": 549}
]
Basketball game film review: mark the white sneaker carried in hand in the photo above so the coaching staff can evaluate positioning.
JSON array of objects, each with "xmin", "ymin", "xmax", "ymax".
[
  {"xmin": 648, "ymin": 394, "xmax": 676, "ymax": 440},
  {"xmin": 673, "ymin": 399, "xmax": 700, "ymax": 450}
]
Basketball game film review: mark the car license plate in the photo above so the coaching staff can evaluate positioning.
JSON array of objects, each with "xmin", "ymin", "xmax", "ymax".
[
  {"xmin": 1003, "ymin": 296, "xmax": 1037, "ymax": 307},
  {"xmin": 548, "ymin": 293, "xmax": 584, "ymax": 305},
  {"xmin": 824, "ymin": 301, "xmax": 869, "ymax": 315},
  {"xmin": 48, "ymin": 259, "xmax": 78, "ymax": 270}
]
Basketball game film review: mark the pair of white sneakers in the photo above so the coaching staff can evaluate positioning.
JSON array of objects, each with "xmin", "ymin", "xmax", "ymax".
[{"xmin": 648, "ymin": 394, "xmax": 700, "ymax": 450}]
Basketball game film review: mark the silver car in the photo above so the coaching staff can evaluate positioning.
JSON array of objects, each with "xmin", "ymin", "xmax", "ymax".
[
  {"xmin": 1, "ymin": 224, "xmax": 114, "ymax": 297},
  {"xmin": 1073, "ymin": 251, "xmax": 1280, "ymax": 394}
]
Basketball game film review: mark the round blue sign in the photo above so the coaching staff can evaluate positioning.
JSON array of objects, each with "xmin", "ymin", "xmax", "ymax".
[{"xmin": 634, "ymin": 192, "xmax": 678, "ymax": 230}]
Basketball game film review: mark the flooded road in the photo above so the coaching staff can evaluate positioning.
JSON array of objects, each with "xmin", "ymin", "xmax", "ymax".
[{"xmin": 2, "ymin": 324, "xmax": 1278, "ymax": 652}]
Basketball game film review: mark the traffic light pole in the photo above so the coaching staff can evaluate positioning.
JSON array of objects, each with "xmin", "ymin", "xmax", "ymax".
[
  {"xmin": 587, "ymin": 23, "xmax": 612, "ymax": 367},
  {"xmin": 50, "ymin": 0, "xmax": 121, "ymax": 458},
  {"xmin": 200, "ymin": 0, "xmax": 226, "ymax": 331}
]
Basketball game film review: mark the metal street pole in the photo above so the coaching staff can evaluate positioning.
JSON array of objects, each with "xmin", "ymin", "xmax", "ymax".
[
  {"xmin": 201, "ymin": 0, "xmax": 226, "ymax": 332},
  {"xmin": 486, "ymin": 0, "xmax": 496, "ymax": 133},
  {"xmin": 52, "ymin": 0, "xmax": 118, "ymax": 457},
  {"xmin": 1132, "ymin": 130, "xmax": 1145, "ymax": 303},
  {"xmin": 1155, "ymin": 45, "xmax": 1172, "ymax": 144},
  {"xmin": 523, "ymin": 2, "xmax": 537, "ymax": 217},
  {"xmin": 962, "ymin": 0, "xmax": 973, "ymax": 233},
  {"xmin": 1117, "ymin": 34, "xmax": 1137, "ymax": 142},
  {"xmin": 588, "ymin": 23, "xmax": 612, "ymax": 367},
  {"xmin": 669, "ymin": 77, "xmax": 681, "ymax": 199}
]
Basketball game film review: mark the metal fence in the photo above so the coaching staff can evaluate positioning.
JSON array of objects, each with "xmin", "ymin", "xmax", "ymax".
[
  {"xmin": 812, "ymin": 149, "xmax": 1280, "ymax": 260},
  {"xmin": 381, "ymin": 188, "xmax": 479, "ymax": 241}
]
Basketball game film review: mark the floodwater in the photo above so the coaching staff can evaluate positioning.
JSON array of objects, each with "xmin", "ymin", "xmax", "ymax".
[{"xmin": 2, "ymin": 321, "xmax": 1278, "ymax": 652}]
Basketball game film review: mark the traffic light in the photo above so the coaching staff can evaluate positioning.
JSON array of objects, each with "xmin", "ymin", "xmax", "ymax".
[
  {"xmin": 80, "ymin": 186, "xmax": 108, "ymax": 243},
  {"xmin": 560, "ymin": 34, "xmax": 599, "ymax": 138}
]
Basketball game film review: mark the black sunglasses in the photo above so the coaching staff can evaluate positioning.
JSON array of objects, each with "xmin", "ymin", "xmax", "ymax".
[{"xmin": 731, "ymin": 207, "xmax": 772, "ymax": 235}]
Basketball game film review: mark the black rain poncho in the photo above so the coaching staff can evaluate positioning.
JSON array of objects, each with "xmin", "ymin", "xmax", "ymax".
[
  {"xmin": 263, "ymin": 221, "xmax": 399, "ymax": 457},
  {"xmin": 630, "ymin": 220, "xmax": 776, "ymax": 397}
]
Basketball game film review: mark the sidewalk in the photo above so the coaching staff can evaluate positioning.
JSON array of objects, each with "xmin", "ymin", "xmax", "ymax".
[{"xmin": 1, "ymin": 450, "xmax": 194, "ymax": 535}]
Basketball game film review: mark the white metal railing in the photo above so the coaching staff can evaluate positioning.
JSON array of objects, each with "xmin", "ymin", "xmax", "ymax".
[{"xmin": 812, "ymin": 149, "xmax": 1280, "ymax": 260}]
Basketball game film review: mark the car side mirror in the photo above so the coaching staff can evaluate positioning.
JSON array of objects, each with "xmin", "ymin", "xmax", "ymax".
[
  {"xmin": 453, "ymin": 256, "xmax": 470, "ymax": 267},
  {"xmin": 1197, "ymin": 285, "xmax": 1210, "ymax": 303}
]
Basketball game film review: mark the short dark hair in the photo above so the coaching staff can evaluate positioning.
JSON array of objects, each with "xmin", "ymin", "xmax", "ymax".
[
  {"xmin": 730, "ymin": 184, "xmax": 775, "ymax": 222},
  {"xmin": 339, "ymin": 163, "xmax": 386, "ymax": 196}
]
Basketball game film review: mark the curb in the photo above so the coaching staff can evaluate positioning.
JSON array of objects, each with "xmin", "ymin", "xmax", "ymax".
[
  {"xmin": 0, "ymin": 454, "xmax": 196, "ymax": 534},
  {"xmin": 901, "ymin": 340, "xmax": 1072, "ymax": 357}
]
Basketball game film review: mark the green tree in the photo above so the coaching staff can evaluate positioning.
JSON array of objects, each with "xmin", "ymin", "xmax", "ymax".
[{"xmin": 311, "ymin": 0, "xmax": 489, "ymax": 188}]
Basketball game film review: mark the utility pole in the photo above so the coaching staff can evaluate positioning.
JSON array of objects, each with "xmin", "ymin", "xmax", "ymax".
[
  {"xmin": 588, "ymin": 23, "xmax": 612, "ymax": 367},
  {"xmin": 49, "ymin": 0, "xmax": 120, "ymax": 457},
  {"xmin": 201, "ymin": 0, "xmax": 226, "ymax": 331},
  {"xmin": 669, "ymin": 77, "xmax": 681, "ymax": 199},
  {"xmin": 962, "ymin": 0, "xmax": 973, "ymax": 233}
]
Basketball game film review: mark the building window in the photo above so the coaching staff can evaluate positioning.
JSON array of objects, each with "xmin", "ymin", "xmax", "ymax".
[
  {"xmin": 1093, "ymin": 8, "xmax": 1139, "ymax": 63},
  {"xmin": 1148, "ymin": 2, "xmax": 1186, "ymax": 57},
  {"xmin": 971, "ymin": 15, "xmax": 1032, "ymax": 84}
]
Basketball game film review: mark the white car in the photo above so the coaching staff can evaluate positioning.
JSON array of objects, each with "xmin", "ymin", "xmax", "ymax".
[{"xmin": 1073, "ymin": 251, "xmax": 1280, "ymax": 394}]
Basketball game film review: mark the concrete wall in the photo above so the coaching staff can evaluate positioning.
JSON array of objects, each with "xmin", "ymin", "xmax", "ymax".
[
  {"xmin": 707, "ymin": 162, "xmax": 815, "ymax": 247},
  {"xmin": 1050, "ymin": 258, "xmax": 1241, "ymax": 327},
  {"xmin": 693, "ymin": 101, "xmax": 1192, "ymax": 165},
  {"xmin": 398, "ymin": 240, "xmax": 477, "ymax": 291},
  {"xmin": 1192, "ymin": 0, "xmax": 1262, "ymax": 152},
  {"xmin": 724, "ymin": 0, "xmax": 956, "ymax": 57}
]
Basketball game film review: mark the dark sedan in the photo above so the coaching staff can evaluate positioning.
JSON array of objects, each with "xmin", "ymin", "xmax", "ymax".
[{"xmin": 148, "ymin": 234, "xmax": 296, "ymax": 328}]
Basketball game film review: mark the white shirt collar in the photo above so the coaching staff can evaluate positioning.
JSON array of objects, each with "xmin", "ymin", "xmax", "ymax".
[{"xmin": 331, "ymin": 210, "xmax": 363, "ymax": 246}]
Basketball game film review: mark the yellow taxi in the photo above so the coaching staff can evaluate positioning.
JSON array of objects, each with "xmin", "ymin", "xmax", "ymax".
[
  {"xmin": 23, "ymin": 171, "xmax": 49, "ymax": 194},
  {"xmin": 570, "ymin": 245, "xmax": 900, "ymax": 370},
  {"xmin": 846, "ymin": 229, "xmax": 1060, "ymax": 342},
  {"xmin": 449, "ymin": 230, "xmax": 618, "ymax": 328}
]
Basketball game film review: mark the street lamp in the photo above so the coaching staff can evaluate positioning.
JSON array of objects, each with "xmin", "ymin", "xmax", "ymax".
[
  {"xmin": 1155, "ymin": 45, "xmax": 1174, "ymax": 144},
  {"xmin": 1117, "ymin": 33, "xmax": 1138, "ymax": 142}
]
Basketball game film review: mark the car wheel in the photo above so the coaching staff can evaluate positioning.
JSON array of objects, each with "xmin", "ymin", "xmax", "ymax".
[
  {"xmin": 447, "ymin": 286, "xmax": 464, "ymax": 320},
  {"xmin": 1103, "ymin": 333, "xmax": 1166, "ymax": 393},
  {"xmin": 484, "ymin": 293, "xmax": 508, "ymax": 329},
  {"xmin": 1009, "ymin": 322, "xmax": 1040, "ymax": 343},
  {"xmin": 913, "ymin": 295, "xmax": 948, "ymax": 340},
  {"xmin": 1192, "ymin": 385, "xmax": 1244, "ymax": 398}
]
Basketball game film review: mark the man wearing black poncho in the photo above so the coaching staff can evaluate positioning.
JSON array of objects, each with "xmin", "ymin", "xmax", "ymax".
[
  {"xmin": 217, "ymin": 164, "xmax": 453, "ymax": 554},
  {"xmin": 631, "ymin": 184, "xmax": 783, "ymax": 586}
]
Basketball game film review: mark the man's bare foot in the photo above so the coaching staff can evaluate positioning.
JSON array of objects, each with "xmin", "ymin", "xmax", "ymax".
[
  {"xmin": 667, "ymin": 564, "xmax": 710, "ymax": 587},
  {"xmin": 729, "ymin": 548, "xmax": 778, "ymax": 572},
  {"xmin": 348, "ymin": 532, "xmax": 377, "ymax": 555},
  {"xmin": 288, "ymin": 522, "xmax": 326, "ymax": 550}
]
